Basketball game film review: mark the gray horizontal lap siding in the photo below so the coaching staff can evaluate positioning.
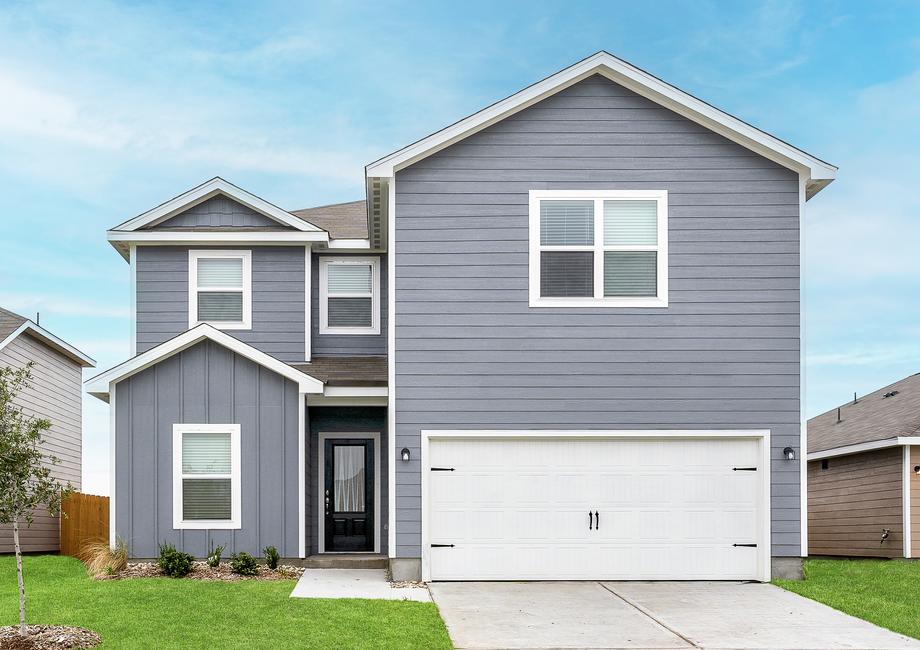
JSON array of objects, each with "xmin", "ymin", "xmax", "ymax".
[
  {"xmin": 115, "ymin": 339, "xmax": 301, "ymax": 558},
  {"xmin": 136, "ymin": 246, "xmax": 306, "ymax": 363},
  {"xmin": 311, "ymin": 253, "xmax": 388, "ymax": 356},
  {"xmin": 393, "ymin": 74, "xmax": 801, "ymax": 559}
]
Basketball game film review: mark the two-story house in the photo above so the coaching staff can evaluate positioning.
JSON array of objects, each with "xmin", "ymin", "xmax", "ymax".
[{"xmin": 86, "ymin": 51, "xmax": 836, "ymax": 582}]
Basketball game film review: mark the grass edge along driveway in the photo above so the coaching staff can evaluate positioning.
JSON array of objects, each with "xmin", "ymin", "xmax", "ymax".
[
  {"xmin": 0, "ymin": 555, "xmax": 451, "ymax": 649},
  {"xmin": 775, "ymin": 558, "xmax": 920, "ymax": 641}
]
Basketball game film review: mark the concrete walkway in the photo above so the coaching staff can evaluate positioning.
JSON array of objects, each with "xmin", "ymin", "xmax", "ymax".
[
  {"xmin": 429, "ymin": 581, "xmax": 920, "ymax": 649},
  {"xmin": 290, "ymin": 568, "xmax": 431, "ymax": 602}
]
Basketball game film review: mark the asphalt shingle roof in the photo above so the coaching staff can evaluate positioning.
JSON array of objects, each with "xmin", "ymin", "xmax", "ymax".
[
  {"xmin": 291, "ymin": 200, "xmax": 368, "ymax": 240},
  {"xmin": 807, "ymin": 373, "xmax": 920, "ymax": 453},
  {"xmin": 0, "ymin": 307, "xmax": 27, "ymax": 341},
  {"xmin": 292, "ymin": 356, "xmax": 386, "ymax": 387}
]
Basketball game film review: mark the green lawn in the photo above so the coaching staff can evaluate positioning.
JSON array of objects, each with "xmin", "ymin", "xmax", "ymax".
[
  {"xmin": 775, "ymin": 558, "xmax": 920, "ymax": 640},
  {"xmin": 0, "ymin": 555, "xmax": 451, "ymax": 649}
]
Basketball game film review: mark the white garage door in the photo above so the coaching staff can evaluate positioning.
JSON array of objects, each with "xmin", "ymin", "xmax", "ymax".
[{"xmin": 427, "ymin": 436, "xmax": 766, "ymax": 581}]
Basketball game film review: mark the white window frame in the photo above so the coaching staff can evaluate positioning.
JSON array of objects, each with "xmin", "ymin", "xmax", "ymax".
[
  {"xmin": 188, "ymin": 250, "xmax": 252, "ymax": 330},
  {"xmin": 172, "ymin": 423, "xmax": 241, "ymax": 530},
  {"xmin": 319, "ymin": 256, "xmax": 381, "ymax": 335},
  {"xmin": 528, "ymin": 190, "xmax": 668, "ymax": 308}
]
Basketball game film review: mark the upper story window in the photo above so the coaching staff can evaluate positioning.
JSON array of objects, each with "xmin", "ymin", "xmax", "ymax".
[
  {"xmin": 172, "ymin": 424, "xmax": 241, "ymax": 530},
  {"xmin": 188, "ymin": 250, "xmax": 252, "ymax": 330},
  {"xmin": 319, "ymin": 256, "xmax": 380, "ymax": 335},
  {"xmin": 528, "ymin": 190, "xmax": 668, "ymax": 308}
]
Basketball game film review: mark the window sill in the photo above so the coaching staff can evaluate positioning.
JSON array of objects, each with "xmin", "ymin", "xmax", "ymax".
[
  {"xmin": 173, "ymin": 520, "xmax": 241, "ymax": 530},
  {"xmin": 189, "ymin": 320, "xmax": 252, "ymax": 330},
  {"xmin": 529, "ymin": 296, "xmax": 669, "ymax": 308},
  {"xmin": 319, "ymin": 326, "xmax": 381, "ymax": 336}
]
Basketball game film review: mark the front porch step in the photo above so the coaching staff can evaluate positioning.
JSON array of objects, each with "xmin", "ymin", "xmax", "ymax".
[{"xmin": 295, "ymin": 554, "xmax": 388, "ymax": 570}]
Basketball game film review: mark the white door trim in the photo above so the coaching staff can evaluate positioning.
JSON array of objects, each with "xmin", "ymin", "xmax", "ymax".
[
  {"xmin": 420, "ymin": 429, "xmax": 772, "ymax": 582},
  {"xmin": 317, "ymin": 431, "xmax": 381, "ymax": 554},
  {"xmin": 904, "ymin": 445, "xmax": 912, "ymax": 559}
]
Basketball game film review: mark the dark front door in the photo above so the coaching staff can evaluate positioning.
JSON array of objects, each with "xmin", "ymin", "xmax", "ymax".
[{"xmin": 324, "ymin": 438, "xmax": 374, "ymax": 552}]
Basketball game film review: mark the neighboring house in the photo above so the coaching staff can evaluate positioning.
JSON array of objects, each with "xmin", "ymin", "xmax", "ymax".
[
  {"xmin": 0, "ymin": 307, "xmax": 95, "ymax": 552},
  {"xmin": 807, "ymin": 374, "xmax": 920, "ymax": 558},
  {"xmin": 85, "ymin": 51, "xmax": 836, "ymax": 582}
]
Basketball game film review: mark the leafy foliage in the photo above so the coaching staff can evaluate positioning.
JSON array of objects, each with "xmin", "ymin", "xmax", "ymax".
[
  {"xmin": 0, "ymin": 363, "xmax": 73, "ymax": 634},
  {"xmin": 207, "ymin": 543, "xmax": 225, "ymax": 568},
  {"xmin": 158, "ymin": 543, "xmax": 194, "ymax": 577},
  {"xmin": 262, "ymin": 545, "xmax": 280, "ymax": 570},
  {"xmin": 229, "ymin": 552, "xmax": 259, "ymax": 576}
]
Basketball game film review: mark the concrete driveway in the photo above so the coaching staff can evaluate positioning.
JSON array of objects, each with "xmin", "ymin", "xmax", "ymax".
[{"xmin": 429, "ymin": 581, "xmax": 920, "ymax": 650}]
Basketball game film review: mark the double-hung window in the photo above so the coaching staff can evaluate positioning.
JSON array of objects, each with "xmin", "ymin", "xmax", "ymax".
[
  {"xmin": 172, "ymin": 424, "xmax": 241, "ymax": 529},
  {"xmin": 319, "ymin": 257, "xmax": 380, "ymax": 335},
  {"xmin": 529, "ymin": 190, "xmax": 668, "ymax": 307},
  {"xmin": 189, "ymin": 250, "xmax": 252, "ymax": 329}
]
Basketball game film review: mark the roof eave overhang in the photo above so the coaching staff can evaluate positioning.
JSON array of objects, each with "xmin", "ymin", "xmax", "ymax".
[
  {"xmin": 364, "ymin": 52, "xmax": 837, "ymax": 198},
  {"xmin": 84, "ymin": 324, "xmax": 323, "ymax": 401},
  {"xmin": 0, "ymin": 321, "xmax": 95, "ymax": 367},
  {"xmin": 807, "ymin": 436, "xmax": 920, "ymax": 461},
  {"xmin": 106, "ymin": 230, "xmax": 331, "ymax": 261}
]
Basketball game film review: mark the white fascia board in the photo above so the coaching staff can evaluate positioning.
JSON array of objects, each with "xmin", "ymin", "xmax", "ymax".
[
  {"xmin": 108, "ymin": 231, "xmax": 329, "ymax": 244},
  {"xmin": 0, "ymin": 321, "xmax": 96, "ymax": 367},
  {"xmin": 365, "ymin": 51, "xmax": 836, "ymax": 192},
  {"xmin": 323, "ymin": 386, "xmax": 388, "ymax": 397},
  {"xmin": 326, "ymin": 239, "xmax": 372, "ymax": 249},
  {"xmin": 84, "ymin": 324, "xmax": 323, "ymax": 400},
  {"xmin": 113, "ymin": 177, "xmax": 325, "ymax": 232},
  {"xmin": 804, "ymin": 437, "xmax": 920, "ymax": 460}
]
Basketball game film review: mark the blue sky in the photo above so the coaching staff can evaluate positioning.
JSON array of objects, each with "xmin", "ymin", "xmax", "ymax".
[{"xmin": 1, "ymin": 1, "xmax": 918, "ymax": 494}]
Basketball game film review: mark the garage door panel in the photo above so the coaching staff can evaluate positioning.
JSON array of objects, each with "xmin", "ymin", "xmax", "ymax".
[{"xmin": 428, "ymin": 436, "xmax": 764, "ymax": 581}]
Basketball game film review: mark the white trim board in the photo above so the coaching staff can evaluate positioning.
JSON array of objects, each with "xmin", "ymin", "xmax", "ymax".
[
  {"xmin": 386, "ymin": 178, "xmax": 397, "ymax": 559},
  {"xmin": 172, "ymin": 423, "xmax": 242, "ymax": 530},
  {"xmin": 366, "ymin": 51, "xmax": 836, "ymax": 198},
  {"xmin": 85, "ymin": 324, "xmax": 324, "ymax": 400},
  {"xmin": 903, "ymin": 445, "xmax": 912, "ymax": 559},
  {"xmin": 316, "ymin": 431, "xmax": 382, "ymax": 554},
  {"xmin": 0, "ymin": 320, "xmax": 95, "ymax": 367},
  {"xmin": 806, "ymin": 437, "xmax": 920, "ymax": 461},
  {"xmin": 419, "ymin": 428, "xmax": 772, "ymax": 583},
  {"xmin": 114, "ymin": 177, "xmax": 325, "ymax": 233}
]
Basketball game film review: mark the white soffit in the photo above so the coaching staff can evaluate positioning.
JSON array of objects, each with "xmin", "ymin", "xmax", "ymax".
[{"xmin": 365, "ymin": 51, "xmax": 836, "ymax": 198}]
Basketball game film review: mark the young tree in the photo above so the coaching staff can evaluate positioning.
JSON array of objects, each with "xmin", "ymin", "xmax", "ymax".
[{"xmin": 0, "ymin": 363, "xmax": 71, "ymax": 636}]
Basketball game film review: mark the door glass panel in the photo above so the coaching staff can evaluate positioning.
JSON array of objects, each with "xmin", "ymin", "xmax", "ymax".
[{"xmin": 334, "ymin": 446, "xmax": 366, "ymax": 512}]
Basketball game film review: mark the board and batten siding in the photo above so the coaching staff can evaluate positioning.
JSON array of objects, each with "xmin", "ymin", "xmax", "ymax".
[
  {"xmin": 148, "ymin": 195, "xmax": 284, "ymax": 230},
  {"xmin": 807, "ymin": 448, "xmax": 903, "ymax": 557},
  {"xmin": 311, "ymin": 253, "xmax": 388, "ymax": 356},
  {"xmin": 114, "ymin": 339, "xmax": 301, "ymax": 558},
  {"xmin": 0, "ymin": 333, "xmax": 83, "ymax": 553},
  {"xmin": 135, "ymin": 246, "xmax": 306, "ymax": 363},
  {"xmin": 912, "ymin": 446, "xmax": 920, "ymax": 558},
  {"xmin": 393, "ymin": 74, "xmax": 802, "ymax": 559}
]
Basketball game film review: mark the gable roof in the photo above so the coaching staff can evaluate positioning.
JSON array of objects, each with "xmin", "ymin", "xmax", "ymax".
[
  {"xmin": 808, "ymin": 373, "xmax": 920, "ymax": 454},
  {"xmin": 84, "ymin": 324, "xmax": 322, "ymax": 401},
  {"xmin": 113, "ymin": 177, "xmax": 325, "ymax": 233},
  {"xmin": 0, "ymin": 307, "xmax": 95, "ymax": 367},
  {"xmin": 365, "ymin": 51, "xmax": 836, "ymax": 199},
  {"xmin": 291, "ymin": 200, "xmax": 368, "ymax": 240}
]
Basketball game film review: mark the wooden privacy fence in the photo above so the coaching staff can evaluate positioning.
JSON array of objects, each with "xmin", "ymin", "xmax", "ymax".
[{"xmin": 60, "ymin": 492, "xmax": 109, "ymax": 557}]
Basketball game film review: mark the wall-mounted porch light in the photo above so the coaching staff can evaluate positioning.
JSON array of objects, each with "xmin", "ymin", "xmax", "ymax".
[
  {"xmin": 401, "ymin": 447, "xmax": 411, "ymax": 462},
  {"xmin": 914, "ymin": 465, "xmax": 920, "ymax": 475},
  {"xmin": 783, "ymin": 446, "xmax": 796, "ymax": 461}
]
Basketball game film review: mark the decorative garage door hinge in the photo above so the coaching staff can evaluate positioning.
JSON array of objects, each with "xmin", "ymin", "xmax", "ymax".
[
  {"xmin": 733, "ymin": 543, "xmax": 758, "ymax": 547},
  {"xmin": 430, "ymin": 467, "xmax": 455, "ymax": 472},
  {"xmin": 431, "ymin": 544, "xmax": 455, "ymax": 548},
  {"xmin": 732, "ymin": 467, "xmax": 758, "ymax": 471}
]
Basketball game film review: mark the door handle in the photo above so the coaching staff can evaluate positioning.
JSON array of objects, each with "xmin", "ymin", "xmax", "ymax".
[
  {"xmin": 588, "ymin": 511, "xmax": 593, "ymax": 530},
  {"xmin": 595, "ymin": 511, "xmax": 599, "ymax": 530}
]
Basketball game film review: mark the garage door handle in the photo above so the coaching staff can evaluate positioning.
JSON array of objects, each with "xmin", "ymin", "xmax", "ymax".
[
  {"xmin": 431, "ymin": 544, "xmax": 455, "ymax": 548},
  {"xmin": 588, "ymin": 511, "xmax": 593, "ymax": 530},
  {"xmin": 732, "ymin": 467, "xmax": 757, "ymax": 471},
  {"xmin": 594, "ymin": 511, "xmax": 599, "ymax": 530},
  {"xmin": 733, "ymin": 543, "xmax": 757, "ymax": 547}
]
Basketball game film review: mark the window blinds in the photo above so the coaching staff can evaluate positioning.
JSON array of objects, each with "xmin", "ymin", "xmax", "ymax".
[{"xmin": 181, "ymin": 432, "xmax": 232, "ymax": 521}]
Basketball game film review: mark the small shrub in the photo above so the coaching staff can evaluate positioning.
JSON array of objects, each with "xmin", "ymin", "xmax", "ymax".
[
  {"xmin": 158, "ymin": 542, "xmax": 194, "ymax": 577},
  {"xmin": 230, "ymin": 552, "xmax": 259, "ymax": 576},
  {"xmin": 207, "ymin": 543, "xmax": 225, "ymax": 568},
  {"xmin": 263, "ymin": 545, "xmax": 280, "ymax": 570},
  {"xmin": 80, "ymin": 537, "xmax": 128, "ymax": 577}
]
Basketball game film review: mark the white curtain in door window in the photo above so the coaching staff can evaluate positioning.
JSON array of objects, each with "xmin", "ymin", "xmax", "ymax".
[{"xmin": 334, "ymin": 446, "xmax": 365, "ymax": 512}]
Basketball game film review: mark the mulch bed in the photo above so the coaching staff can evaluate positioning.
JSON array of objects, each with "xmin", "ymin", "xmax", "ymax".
[
  {"xmin": 95, "ymin": 561, "xmax": 304, "ymax": 581},
  {"xmin": 0, "ymin": 626, "xmax": 100, "ymax": 650}
]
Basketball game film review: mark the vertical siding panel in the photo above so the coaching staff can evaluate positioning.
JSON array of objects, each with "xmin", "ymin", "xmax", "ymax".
[
  {"xmin": 155, "ymin": 355, "xmax": 182, "ymax": 552},
  {"xmin": 233, "ymin": 355, "xmax": 260, "ymax": 555}
]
